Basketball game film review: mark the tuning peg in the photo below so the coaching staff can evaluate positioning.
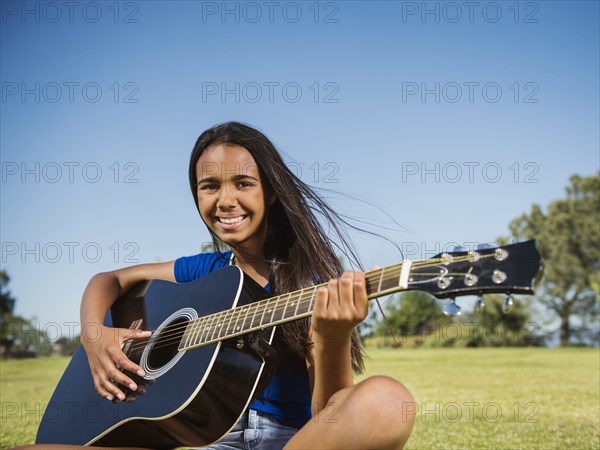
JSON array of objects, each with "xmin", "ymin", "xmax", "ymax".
[
  {"xmin": 503, "ymin": 293, "xmax": 514, "ymax": 313},
  {"xmin": 474, "ymin": 295, "xmax": 485, "ymax": 313},
  {"xmin": 443, "ymin": 298, "xmax": 462, "ymax": 317}
]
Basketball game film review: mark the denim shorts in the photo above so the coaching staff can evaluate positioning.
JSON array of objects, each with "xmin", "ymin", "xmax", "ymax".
[{"xmin": 198, "ymin": 409, "xmax": 299, "ymax": 450}]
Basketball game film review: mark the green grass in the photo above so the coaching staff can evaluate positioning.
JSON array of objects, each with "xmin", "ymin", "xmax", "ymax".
[
  {"xmin": 1, "ymin": 348, "xmax": 599, "ymax": 449},
  {"xmin": 1, "ymin": 356, "xmax": 70, "ymax": 449},
  {"xmin": 358, "ymin": 347, "xmax": 600, "ymax": 449}
]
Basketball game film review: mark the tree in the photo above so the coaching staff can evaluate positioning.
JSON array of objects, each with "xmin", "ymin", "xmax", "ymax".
[
  {"xmin": 505, "ymin": 173, "xmax": 600, "ymax": 345},
  {"xmin": 1, "ymin": 271, "xmax": 53, "ymax": 357},
  {"xmin": 0, "ymin": 270, "xmax": 16, "ymax": 317},
  {"xmin": 460, "ymin": 295, "xmax": 543, "ymax": 347},
  {"xmin": 55, "ymin": 335, "xmax": 80, "ymax": 356},
  {"xmin": 1, "ymin": 270, "xmax": 17, "ymax": 356},
  {"xmin": 375, "ymin": 290, "xmax": 449, "ymax": 338},
  {"xmin": 373, "ymin": 293, "xmax": 539, "ymax": 347}
]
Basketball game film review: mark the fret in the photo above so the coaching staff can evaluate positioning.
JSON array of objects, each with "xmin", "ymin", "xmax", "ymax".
[
  {"xmin": 211, "ymin": 310, "xmax": 225, "ymax": 341},
  {"xmin": 270, "ymin": 295, "xmax": 283, "ymax": 323},
  {"xmin": 296, "ymin": 290, "xmax": 311, "ymax": 316},
  {"xmin": 264, "ymin": 297, "xmax": 278, "ymax": 325},
  {"xmin": 231, "ymin": 305, "xmax": 245, "ymax": 335},
  {"xmin": 307, "ymin": 286, "xmax": 318, "ymax": 312},
  {"xmin": 225, "ymin": 306, "xmax": 237, "ymax": 337},
  {"xmin": 181, "ymin": 320, "xmax": 194, "ymax": 349},
  {"xmin": 249, "ymin": 301, "xmax": 260, "ymax": 329},
  {"xmin": 190, "ymin": 316, "xmax": 205, "ymax": 347},
  {"xmin": 282, "ymin": 292, "xmax": 294, "ymax": 320},
  {"xmin": 204, "ymin": 313, "xmax": 219, "ymax": 343},
  {"xmin": 259, "ymin": 297, "xmax": 270, "ymax": 327},
  {"xmin": 204, "ymin": 314, "xmax": 215, "ymax": 342},
  {"xmin": 181, "ymin": 320, "xmax": 190, "ymax": 349},
  {"xmin": 377, "ymin": 267, "xmax": 384, "ymax": 293},
  {"xmin": 224, "ymin": 310, "xmax": 235, "ymax": 338},
  {"xmin": 206, "ymin": 313, "xmax": 219, "ymax": 342},
  {"xmin": 381, "ymin": 263, "xmax": 402, "ymax": 292},
  {"xmin": 197, "ymin": 315, "xmax": 213, "ymax": 346},
  {"xmin": 240, "ymin": 304, "xmax": 253, "ymax": 332},
  {"xmin": 365, "ymin": 271, "xmax": 379, "ymax": 296},
  {"xmin": 292, "ymin": 291, "xmax": 301, "ymax": 318}
]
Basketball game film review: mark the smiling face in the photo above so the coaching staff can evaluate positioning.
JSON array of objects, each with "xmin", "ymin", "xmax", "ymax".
[{"xmin": 196, "ymin": 144, "xmax": 272, "ymax": 256}]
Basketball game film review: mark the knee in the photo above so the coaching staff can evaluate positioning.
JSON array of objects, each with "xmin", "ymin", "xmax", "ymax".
[
  {"xmin": 334, "ymin": 376, "xmax": 416, "ymax": 446},
  {"xmin": 355, "ymin": 375, "xmax": 415, "ymax": 417}
]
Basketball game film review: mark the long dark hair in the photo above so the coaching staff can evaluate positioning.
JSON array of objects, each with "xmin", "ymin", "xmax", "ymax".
[{"xmin": 188, "ymin": 121, "xmax": 364, "ymax": 373}]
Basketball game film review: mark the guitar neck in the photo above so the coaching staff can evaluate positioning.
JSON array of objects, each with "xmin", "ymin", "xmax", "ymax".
[
  {"xmin": 179, "ymin": 261, "xmax": 412, "ymax": 351},
  {"xmin": 179, "ymin": 240, "xmax": 543, "ymax": 351}
]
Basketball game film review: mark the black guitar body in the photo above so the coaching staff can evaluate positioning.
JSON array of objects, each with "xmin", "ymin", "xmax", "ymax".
[{"xmin": 36, "ymin": 266, "xmax": 273, "ymax": 448}]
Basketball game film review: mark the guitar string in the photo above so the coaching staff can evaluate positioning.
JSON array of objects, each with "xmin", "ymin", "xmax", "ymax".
[
  {"xmin": 126, "ymin": 254, "xmax": 496, "ymax": 354},
  {"xmin": 129, "ymin": 276, "xmax": 488, "ymax": 355},
  {"xmin": 126, "ymin": 253, "xmax": 498, "ymax": 354},
  {"xmin": 125, "ymin": 258, "xmax": 435, "ymax": 352},
  {"xmin": 167, "ymin": 252, "xmax": 493, "ymax": 342},
  {"xmin": 130, "ymin": 251, "xmax": 490, "ymax": 345},
  {"xmin": 125, "ymin": 253, "xmax": 497, "ymax": 353},
  {"xmin": 128, "ymin": 250, "xmax": 491, "ymax": 346}
]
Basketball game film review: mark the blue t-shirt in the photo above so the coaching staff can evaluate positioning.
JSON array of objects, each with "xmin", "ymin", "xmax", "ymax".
[{"xmin": 174, "ymin": 251, "xmax": 312, "ymax": 428}]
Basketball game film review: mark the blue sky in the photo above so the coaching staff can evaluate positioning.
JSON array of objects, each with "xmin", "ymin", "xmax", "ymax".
[{"xmin": 1, "ymin": 0, "xmax": 598, "ymax": 337}]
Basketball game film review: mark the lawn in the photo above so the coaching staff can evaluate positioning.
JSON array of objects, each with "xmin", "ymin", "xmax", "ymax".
[
  {"xmin": 358, "ymin": 347, "xmax": 600, "ymax": 449},
  {"xmin": 1, "ymin": 348, "xmax": 599, "ymax": 449}
]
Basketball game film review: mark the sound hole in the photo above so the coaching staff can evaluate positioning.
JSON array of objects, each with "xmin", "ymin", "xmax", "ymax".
[
  {"xmin": 140, "ymin": 307, "xmax": 197, "ymax": 380},
  {"xmin": 147, "ymin": 318, "xmax": 188, "ymax": 370}
]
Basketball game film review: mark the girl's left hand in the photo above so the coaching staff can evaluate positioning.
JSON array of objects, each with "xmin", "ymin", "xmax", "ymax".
[{"xmin": 311, "ymin": 271, "xmax": 369, "ymax": 347}]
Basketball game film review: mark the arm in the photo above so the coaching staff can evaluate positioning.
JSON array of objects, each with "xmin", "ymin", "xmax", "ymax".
[
  {"xmin": 307, "ymin": 271, "xmax": 368, "ymax": 415},
  {"xmin": 80, "ymin": 261, "xmax": 175, "ymax": 401}
]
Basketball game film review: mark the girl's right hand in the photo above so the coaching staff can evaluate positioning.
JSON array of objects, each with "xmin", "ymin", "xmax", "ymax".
[{"xmin": 80, "ymin": 324, "xmax": 152, "ymax": 401}]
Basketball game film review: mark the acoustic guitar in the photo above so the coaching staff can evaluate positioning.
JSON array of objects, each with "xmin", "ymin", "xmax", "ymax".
[{"xmin": 36, "ymin": 240, "xmax": 543, "ymax": 448}]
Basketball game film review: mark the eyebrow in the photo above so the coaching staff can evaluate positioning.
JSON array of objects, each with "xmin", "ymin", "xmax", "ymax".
[{"xmin": 197, "ymin": 174, "xmax": 260, "ymax": 186}]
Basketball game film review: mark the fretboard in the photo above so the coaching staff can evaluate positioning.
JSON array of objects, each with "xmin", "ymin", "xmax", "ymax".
[{"xmin": 178, "ymin": 260, "xmax": 412, "ymax": 352}]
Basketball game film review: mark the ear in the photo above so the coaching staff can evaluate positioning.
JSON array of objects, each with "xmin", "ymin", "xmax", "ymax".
[{"xmin": 268, "ymin": 192, "xmax": 277, "ymax": 206}]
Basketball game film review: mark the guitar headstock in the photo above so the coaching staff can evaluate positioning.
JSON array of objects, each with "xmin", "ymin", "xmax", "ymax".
[{"xmin": 407, "ymin": 240, "xmax": 543, "ymax": 300}]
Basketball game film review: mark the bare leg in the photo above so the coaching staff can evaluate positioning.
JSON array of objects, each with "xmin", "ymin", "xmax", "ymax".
[{"xmin": 284, "ymin": 376, "xmax": 415, "ymax": 450}]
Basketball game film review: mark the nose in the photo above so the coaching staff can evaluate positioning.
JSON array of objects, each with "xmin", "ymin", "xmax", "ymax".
[{"xmin": 217, "ymin": 184, "xmax": 237, "ymax": 210}]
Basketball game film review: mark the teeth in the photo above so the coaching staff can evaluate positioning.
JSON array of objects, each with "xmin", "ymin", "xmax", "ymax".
[{"xmin": 219, "ymin": 216, "xmax": 244, "ymax": 224}]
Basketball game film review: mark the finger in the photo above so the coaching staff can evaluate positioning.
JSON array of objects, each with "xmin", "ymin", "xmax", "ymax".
[
  {"xmin": 117, "ymin": 329, "xmax": 150, "ymax": 377},
  {"xmin": 339, "ymin": 272, "xmax": 355, "ymax": 311},
  {"xmin": 123, "ymin": 328, "xmax": 152, "ymax": 341},
  {"xmin": 353, "ymin": 272, "xmax": 369, "ymax": 319},
  {"xmin": 327, "ymin": 278, "xmax": 340, "ymax": 308},
  {"xmin": 95, "ymin": 362, "xmax": 126, "ymax": 401},
  {"xmin": 106, "ymin": 348, "xmax": 143, "ymax": 391},
  {"xmin": 313, "ymin": 285, "xmax": 329, "ymax": 319},
  {"xmin": 103, "ymin": 380, "xmax": 125, "ymax": 402},
  {"xmin": 94, "ymin": 382, "xmax": 114, "ymax": 402},
  {"xmin": 370, "ymin": 265, "xmax": 381, "ymax": 271}
]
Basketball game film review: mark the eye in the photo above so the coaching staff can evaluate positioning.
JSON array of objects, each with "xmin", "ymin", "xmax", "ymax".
[
  {"xmin": 237, "ymin": 181, "xmax": 254, "ymax": 188},
  {"xmin": 199, "ymin": 183, "xmax": 218, "ymax": 191}
]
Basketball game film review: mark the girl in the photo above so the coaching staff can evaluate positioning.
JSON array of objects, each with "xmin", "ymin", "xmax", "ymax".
[{"xmin": 22, "ymin": 122, "xmax": 415, "ymax": 450}]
